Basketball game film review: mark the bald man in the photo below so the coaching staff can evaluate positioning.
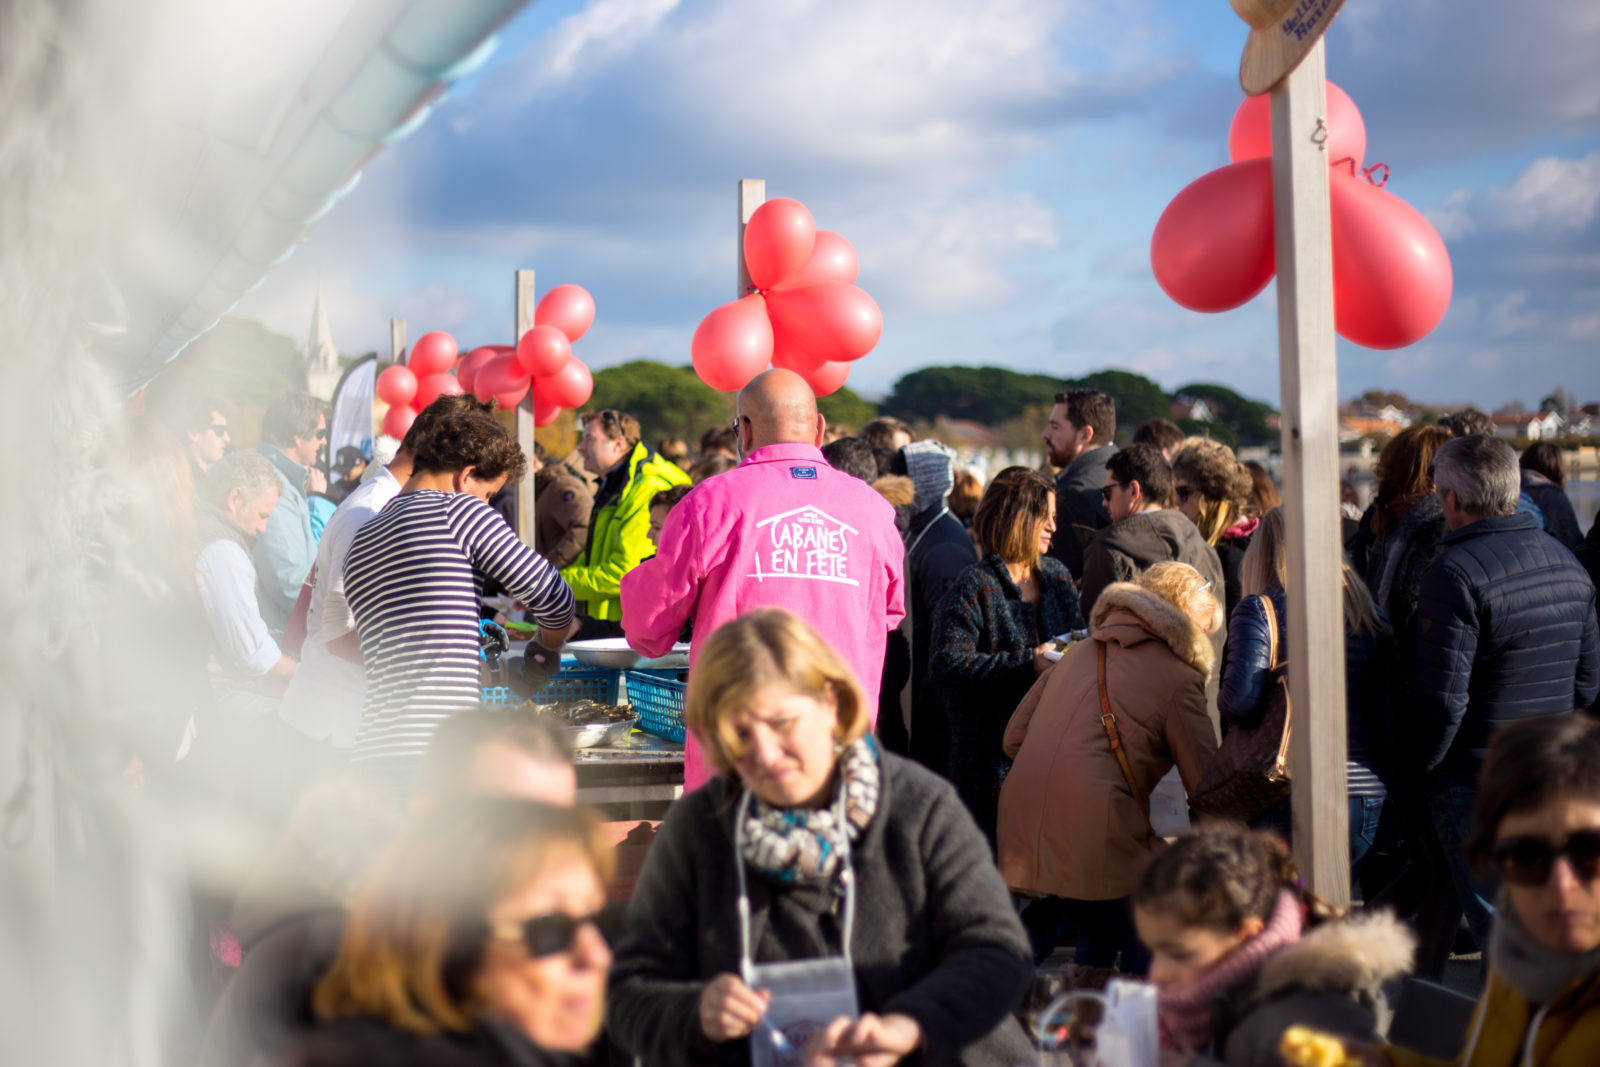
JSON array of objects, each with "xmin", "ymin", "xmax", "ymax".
[{"xmin": 622, "ymin": 370, "xmax": 906, "ymax": 789}]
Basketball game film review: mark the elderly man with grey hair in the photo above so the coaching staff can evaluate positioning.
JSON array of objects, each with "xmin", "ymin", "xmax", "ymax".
[{"xmin": 1410, "ymin": 433, "xmax": 1600, "ymax": 953}]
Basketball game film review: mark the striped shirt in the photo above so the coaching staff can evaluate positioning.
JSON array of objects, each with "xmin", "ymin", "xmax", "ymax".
[{"xmin": 344, "ymin": 490, "xmax": 575, "ymax": 769}]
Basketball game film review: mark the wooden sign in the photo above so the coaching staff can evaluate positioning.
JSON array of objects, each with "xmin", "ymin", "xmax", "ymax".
[{"xmin": 1235, "ymin": 0, "xmax": 1347, "ymax": 96}]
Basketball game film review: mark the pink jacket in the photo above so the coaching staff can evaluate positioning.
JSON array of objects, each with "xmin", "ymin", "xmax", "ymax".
[{"xmin": 622, "ymin": 443, "xmax": 906, "ymax": 788}]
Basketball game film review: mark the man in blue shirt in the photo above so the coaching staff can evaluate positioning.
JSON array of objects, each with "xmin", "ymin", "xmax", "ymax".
[{"xmin": 254, "ymin": 390, "xmax": 327, "ymax": 637}]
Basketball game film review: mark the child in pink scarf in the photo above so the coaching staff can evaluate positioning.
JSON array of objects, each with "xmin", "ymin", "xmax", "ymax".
[{"xmin": 1130, "ymin": 824, "xmax": 1413, "ymax": 1064}]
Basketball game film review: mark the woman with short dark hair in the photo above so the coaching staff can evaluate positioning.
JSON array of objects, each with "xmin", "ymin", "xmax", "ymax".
[
  {"xmin": 1521, "ymin": 442, "xmax": 1583, "ymax": 550},
  {"xmin": 927, "ymin": 466, "xmax": 1083, "ymax": 845}
]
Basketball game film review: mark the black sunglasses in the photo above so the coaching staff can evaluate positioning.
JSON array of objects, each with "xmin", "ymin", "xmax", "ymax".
[
  {"xmin": 1100, "ymin": 483, "xmax": 1125, "ymax": 502},
  {"xmin": 1174, "ymin": 485, "xmax": 1197, "ymax": 503},
  {"xmin": 1493, "ymin": 831, "xmax": 1600, "ymax": 887},
  {"xmin": 492, "ymin": 911, "xmax": 604, "ymax": 957}
]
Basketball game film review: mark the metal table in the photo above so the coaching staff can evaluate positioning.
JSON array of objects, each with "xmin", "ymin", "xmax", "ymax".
[{"xmin": 575, "ymin": 729, "xmax": 684, "ymax": 819}]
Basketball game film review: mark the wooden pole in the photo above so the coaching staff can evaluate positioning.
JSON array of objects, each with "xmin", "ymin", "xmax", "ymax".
[
  {"xmin": 390, "ymin": 318, "xmax": 406, "ymax": 365},
  {"xmin": 737, "ymin": 179, "xmax": 766, "ymax": 297},
  {"xmin": 1271, "ymin": 39, "xmax": 1350, "ymax": 904},
  {"xmin": 514, "ymin": 270, "xmax": 538, "ymax": 547}
]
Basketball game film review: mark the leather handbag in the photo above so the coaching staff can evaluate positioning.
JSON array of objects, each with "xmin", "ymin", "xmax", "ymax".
[
  {"xmin": 1096, "ymin": 642, "xmax": 1158, "ymax": 848},
  {"xmin": 1189, "ymin": 594, "xmax": 1292, "ymax": 820}
]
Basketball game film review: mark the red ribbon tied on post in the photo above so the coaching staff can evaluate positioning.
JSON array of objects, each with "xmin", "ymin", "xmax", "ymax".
[
  {"xmin": 1150, "ymin": 80, "xmax": 1452, "ymax": 349},
  {"xmin": 691, "ymin": 197, "xmax": 882, "ymax": 396}
]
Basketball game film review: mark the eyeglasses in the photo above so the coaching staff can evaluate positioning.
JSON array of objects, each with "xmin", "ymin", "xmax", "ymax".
[
  {"xmin": 315, "ymin": 428, "xmax": 328, "ymax": 441},
  {"xmin": 1100, "ymin": 483, "xmax": 1126, "ymax": 502},
  {"xmin": 205, "ymin": 423, "xmax": 229, "ymax": 438},
  {"xmin": 1493, "ymin": 831, "xmax": 1600, "ymax": 887},
  {"xmin": 492, "ymin": 911, "xmax": 605, "ymax": 957},
  {"xmin": 1174, "ymin": 485, "xmax": 1197, "ymax": 503}
]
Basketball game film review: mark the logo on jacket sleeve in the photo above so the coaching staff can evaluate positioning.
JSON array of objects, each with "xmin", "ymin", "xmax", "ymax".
[
  {"xmin": 790, "ymin": 466, "xmax": 818, "ymax": 479},
  {"xmin": 751, "ymin": 506, "xmax": 860, "ymax": 585}
]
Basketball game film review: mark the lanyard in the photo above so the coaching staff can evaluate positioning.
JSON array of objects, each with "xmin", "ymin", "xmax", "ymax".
[
  {"xmin": 733, "ymin": 786, "xmax": 858, "ymax": 982},
  {"xmin": 904, "ymin": 506, "xmax": 950, "ymax": 560}
]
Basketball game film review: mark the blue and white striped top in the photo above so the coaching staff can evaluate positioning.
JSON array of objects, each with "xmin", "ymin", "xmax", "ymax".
[{"xmin": 344, "ymin": 490, "xmax": 574, "ymax": 769}]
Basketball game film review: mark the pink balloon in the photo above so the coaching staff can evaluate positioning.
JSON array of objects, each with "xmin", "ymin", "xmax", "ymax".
[
  {"xmin": 376, "ymin": 364, "xmax": 418, "ymax": 407},
  {"xmin": 691, "ymin": 293, "xmax": 775, "ymax": 392},
  {"xmin": 456, "ymin": 346, "xmax": 497, "ymax": 394},
  {"xmin": 770, "ymin": 321, "xmax": 825, "ymax": 374},
  {"xmin": 801, "ymin": 359, "xmax": 851, "ymax": 397},
  {"xmin": 778, "ymin": 230, "xmax": 859, "ymax": 289},
  {"xmin": 1331, "ymin": 173, "xmax": 1453, "ymax": 349},
  {"xmin": 516, "ymin": 324, "xmax": 573, "ymax": 378},
  {"xmin": 534, "ymin": 284, "xmax": 597, "ymax": 343},
  {"xmin": 1150, "ymin": 159, "xmax": 1275, "ymax": 313},
  {"xmin": 414, "ymin": 372, "xmax": 464, "ymax": 410},
  {"xmin": 381, "ymin": 403, "xmax": 416, "ymax": 440},
  {"xmin": 408, "ymin": 331, "xmax": 458, "ymax": 376},
  {"xmin": 1228, "ymin": 81, "xmax": 1366, "ymax": 171},
  {"xmin": 474, "ymin": 353, "xmax": 530, "ymax": 407},
  {"xmin": 743, "ymin": 198, "xmax": 816, "ymax": 291},
  {"xmin": 533, "ymin": 395, "xmax": 562, "ymax": 427},
  {"xmin": 763, "ymin": 281, "xmax": 882, "ymax": 363},
  {"xmin": 538, "ymin": 358, "xmax": 594, "ymax": 410}
]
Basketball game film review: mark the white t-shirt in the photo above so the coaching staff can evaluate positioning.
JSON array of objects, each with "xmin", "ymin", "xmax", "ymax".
[{"xmin": 278, "ymin": 466, "xmax": 401, "ymax": 746}]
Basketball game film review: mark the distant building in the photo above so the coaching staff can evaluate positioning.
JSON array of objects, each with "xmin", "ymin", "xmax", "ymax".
[
  {"xmin": 1170, "ymin": 396, "xmax": 1216, "ymax": 423},
  {"xmin": 1491, "ymin": 411, "xmax": 1564, "ymax": 441},
  {"xmin": 1339, "ymin": 415, "xmax": 1404, "ymax": 443},
  {"xmin": 1563, "ymin": 412, "xmax": 1593, "ymax": 437},
  {"xmin": 304, "ymin": 286, "xmax": 341, "ymax": 401}
]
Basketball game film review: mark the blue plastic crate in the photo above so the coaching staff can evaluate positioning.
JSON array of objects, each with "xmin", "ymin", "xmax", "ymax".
[
  {"xmin": 624, "ymin": 671, "xmax": 686, "ymax": 742},
  {"xmin": 481, "ymin": 686, "xmax": 517, "ymax": 706},
  {"xmin": 529, "ymin": 666, "xmax": 621, "ymax": 705}
]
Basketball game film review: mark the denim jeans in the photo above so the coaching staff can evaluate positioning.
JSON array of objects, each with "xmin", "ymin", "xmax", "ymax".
[
  {"xmin": 1020, "ymin": 896, "xmax": 1150, "ymax": 974},
  {"xmin": 1349, "ymin": 794, "xmax": 1386, "ymax": 878},
  {"xmin": 1425, "ymin": 780, "xmax": 1496, "ymax": 952}
]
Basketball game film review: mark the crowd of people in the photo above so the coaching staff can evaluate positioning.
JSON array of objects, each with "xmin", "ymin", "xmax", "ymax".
[{"xmin": 123, "ymin": 369, "xmax": 1600, "ymax": 1066}]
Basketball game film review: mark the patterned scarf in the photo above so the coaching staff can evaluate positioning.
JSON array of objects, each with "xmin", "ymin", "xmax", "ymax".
[
  {"xmin": 1156, "ymin": 889, "xmax": 1304, "ymax": 1053},
  {"xmin": 738, "ymin": 738, "xmax": 881, "ymax": 885}
]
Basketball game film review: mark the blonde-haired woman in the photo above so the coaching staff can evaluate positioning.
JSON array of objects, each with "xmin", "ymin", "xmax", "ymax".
[
  {"xmin": 997, "ymin": 562, "xmax": 1222, "ymax": 969},
  {"xmin": 1171, "ymin": 437, "xmax": 1256, "ymax": 622},
  {"xmin": 1218, "ymin": 507, "xmax": 1396, "ymax": 873},
  {"xmin": 608, "ymin": 609, "xmax": 1034, "ymax": 1067},
  {"xmin": 296, "ymin": 798, "xmax": 613, "ymax": 1066}
]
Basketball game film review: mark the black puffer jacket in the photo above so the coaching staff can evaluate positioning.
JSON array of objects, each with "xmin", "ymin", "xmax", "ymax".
[
  {"xmin": 1412, "ymin": 512, "xmax": 1600, "ymax": 784},
  {"xmin": 1363, "ymin": 493, "xmax": 1450, "ymax": 639},
  {"xmin": 1218, "ymin": 587, "xmax": 1394, "ymax": 794},
  {"xmin": 606, "ymin": 753, "xmax": 1035, "ymax": 1067},
  {"xmin": 1521, "ymin": 469, "xmax": 1583, "ymax": 550}
]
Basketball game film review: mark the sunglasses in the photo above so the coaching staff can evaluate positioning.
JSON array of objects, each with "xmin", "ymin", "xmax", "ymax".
[
  {"xmin": 1100, "ymin": 483, "xmax": 1126, "ymax": 502},
  {"xmin": 315, "ymin": 428, "xmax": 329, "ymax": 441},
  {"xmin": 1174, "ymin": 485, "xmax": 1197, "ymax": 503},
  {"xmin": 492, "ymin": 911, "xmax": 605, "ymax": 957},
  {"xmin": 1493, "ymin": 831, "xmax": 1600, "ymax": 887},
  {"xmin": 206, "ymin": 423, "xmax": 229, "ymax": 437}
]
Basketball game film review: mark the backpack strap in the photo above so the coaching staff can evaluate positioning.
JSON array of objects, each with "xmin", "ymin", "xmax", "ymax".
[{"xmin": 1098, "ymin": 641, "xmax": 1150, "ymax": 822}]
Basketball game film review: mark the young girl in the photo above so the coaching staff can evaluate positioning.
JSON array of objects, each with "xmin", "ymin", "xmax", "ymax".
[{"xmin": 1133, "ymin": 824, "xmax": 1413, "ymax": 1066}]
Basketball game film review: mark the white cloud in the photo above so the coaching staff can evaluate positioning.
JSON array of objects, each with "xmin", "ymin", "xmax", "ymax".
[{"xmin": 1423, "ymin": 152, "xmax": 1600, "ymax": 238}]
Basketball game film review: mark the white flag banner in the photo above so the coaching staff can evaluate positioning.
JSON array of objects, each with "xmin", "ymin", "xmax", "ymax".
[{"xmin": 330, "ymin": 353, "xmax": 376, "ymax": 460}]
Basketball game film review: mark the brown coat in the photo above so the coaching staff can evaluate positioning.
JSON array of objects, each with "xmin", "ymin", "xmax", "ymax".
[
  {"xmin": 997, "ymin": 582, "xmax": 1219, "ymax": 900},
  {"xmin": 535, "ymin": 455, "xmax": 595, "ymax": 571}
]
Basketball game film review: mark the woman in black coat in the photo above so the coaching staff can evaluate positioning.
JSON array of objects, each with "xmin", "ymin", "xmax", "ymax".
[
  {"xmin": 926, "ymin": 467, "xmax": 1083, "ymax": 845},
  {"xmin": 607, "ymin": 611, "xmax": 1034, "ymax": 1067},
  {"xmin": 290, "ymin": 799, "xmax": 612, "ymax": 1067},
  {"xmin": 1520, "ymin": 441, "xmax": 1583, "ymax": 550}
]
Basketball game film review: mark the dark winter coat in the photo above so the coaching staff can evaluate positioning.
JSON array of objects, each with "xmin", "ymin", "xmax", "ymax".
[
  {"xmin": 288, "ymin": 1015, "xmax": 573, "ymax": 1067},
  {"xmin": 905, "ymin": 505, "xmax": 979, "ymax": 774},
  {"xmin": 1521, "ymin": 469, "xmax": 1583, "ymax": 551},
  {"xmin": 1192, "ymin": 912, "xmax": 1414, "ymax": 1067},
  {"xmin": 1048, "ymin": 444, "xmax": 1115, "ymax": 579},
  {"xmin": 1217, "ymin": 587, "xmax": 1394, "ymax": 795},
  {"xmin": 928, "ymin": 554, "xmax": 1083, "ymax": 840},
  {"xmin": 1215, "ymin": 527, "xmax": 1253, "ymax": 627},
  {"xmin": 605, "ymin": 753, "xmax": 1035, "ymax": 1067},
  {"xmin": 1079, "ymin": 508, "xmax": 1224, "ymax": 621},
  {"xmin": 1412, "ymin": 512, "xmax": 1600, "ymax": 784},
  {"xmin": 1363, "ymin": 493, "xmax": 1451, "ymax": 639}
]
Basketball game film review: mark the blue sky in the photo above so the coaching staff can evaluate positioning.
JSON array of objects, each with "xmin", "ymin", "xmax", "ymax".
[{"xmin": 236, "ymin": 0, "xmax": 1600, "ymax": 409}]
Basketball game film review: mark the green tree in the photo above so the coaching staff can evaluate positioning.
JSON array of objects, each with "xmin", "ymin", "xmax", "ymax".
[
  {"xmin": 818, "ymin": 386, "xmax": 878, "ymax": 433},
  {"xmin": 153, "ymin": 316, "xmax": 306, "ymax": 446},
  {"xmin": 1171, "ymin": 382, "xmax": 1279, "ymax": 447},
  {"xmin": 884, "ymin": 366, "xmax": 1063, "ymax": 425},
  {"xmin": 1066, "ymin": 369, "xmax": 1170, "ymax": 431},
  {"xmin": 589, "ymin": 361, "xmax": 733, "ymax": 445}
]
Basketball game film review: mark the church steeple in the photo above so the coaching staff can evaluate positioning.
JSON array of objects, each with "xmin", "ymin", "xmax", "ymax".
[{"xmin": 304, "ymin": 285, "xmax": 341, "ymax": 399}]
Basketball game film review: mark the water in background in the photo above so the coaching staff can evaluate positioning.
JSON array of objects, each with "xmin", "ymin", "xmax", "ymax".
[{"xmin": 1569, "ymin": 478, "xmax": 1599, "ymax": 534}]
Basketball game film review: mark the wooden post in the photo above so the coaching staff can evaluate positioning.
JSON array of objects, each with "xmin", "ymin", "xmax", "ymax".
[
  {"xmin": 390, "ymin": 317, "xmax": 406, "ymax": 365},
  {"xmin": 514, "ymin": 270, "xmax": 538, "ymax": 547},
  {"xmin": 737, "ymin": 179, "xmax": 766, "ymax": 297},
  {"xmin": 1271, "ymin": 39, "xmax": 1350, "ymax": 904}
]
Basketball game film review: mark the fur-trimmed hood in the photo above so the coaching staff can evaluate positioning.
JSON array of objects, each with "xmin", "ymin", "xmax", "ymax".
[
  {"xmin": 872, "ymin": 474, "xmax": 916, "ymax": 509},
  {"xmin": 1258, "ymin": 909, "xmax": 1416, "ymax": 999},
  {"xmin": 1091, "ymin": 581, "xmax": 1215, "ymax": 678}
]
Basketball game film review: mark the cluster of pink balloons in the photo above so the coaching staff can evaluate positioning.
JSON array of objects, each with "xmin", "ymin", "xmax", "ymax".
[
  {"xmin": 372, "ymin": 286, "xmax": 599, "ymax": 439},
  {"xmin": 692, "ymin": 198, "xmax": 883, "ymax": 396},
  {"xmin": 1149, "ymin": 82, "xmax": 1453, "ymax": 350}
]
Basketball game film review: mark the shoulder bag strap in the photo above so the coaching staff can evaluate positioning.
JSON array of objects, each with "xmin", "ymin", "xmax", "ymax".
[
  {"xmin": 1256, "ymin": 594, "xmax": 1279, "ymax": 670},
  {"xmin": 1097, "ymin": 642, "xmax": 1150, "ymax": 822}
]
